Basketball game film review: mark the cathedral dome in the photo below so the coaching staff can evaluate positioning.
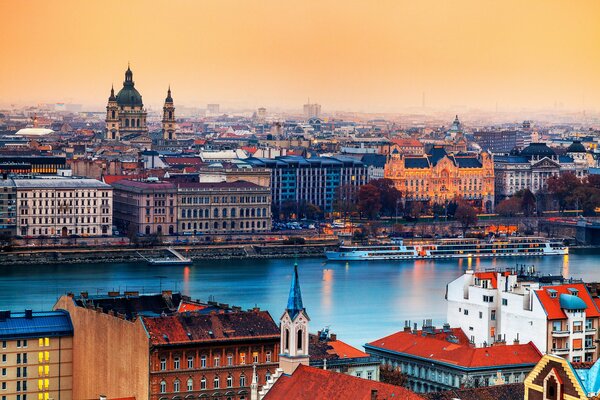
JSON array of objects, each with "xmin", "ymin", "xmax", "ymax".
[
  {"xmin": 567, "ymin": 141, "xmax": 586, "ymax": 153},
  {"xmin": 115, "ymin": 66, "xmax": 143, "ymax": 107}
]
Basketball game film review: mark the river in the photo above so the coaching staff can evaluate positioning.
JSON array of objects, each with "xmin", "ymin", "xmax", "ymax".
[{"xmin": 1, "ymin": 250, "xmax": 599, "ymax": 348}]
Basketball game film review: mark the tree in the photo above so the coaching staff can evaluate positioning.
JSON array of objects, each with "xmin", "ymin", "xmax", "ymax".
[
  {"xmin": 455, "ymin": 203, "xmax": 478, "ymax": 236},
  {"xmin": 304, "ymin": 203, "xmax": 323, "ymax": 220},
  {"xmin": 547, "ymin": 173, "xmax": 582, "ymax": 211},
  {"xmin": 380, "ymin": 364, "xmax": 409, "ymax": 387},
  {"xmin": 369, "ymin": 178, "xmax": 403, "ymax": 217},
  {"xmin": 333, "ymin": 184, "xmax": 358, "ymax": 218},
  {"xmin": 357, "ymin": 184, "xmax": 382, "ymax": 219},
  {"xmin": 519, "ymin": 189, "xmax": 536, "ymax": 217},
  {"xmin": 496, "ymin": 197, "xmax": 521, "ymax": 218}
]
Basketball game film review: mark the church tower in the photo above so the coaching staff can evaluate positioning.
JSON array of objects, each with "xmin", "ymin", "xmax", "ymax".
[
  {"xmin": 105, "ymin": 86, "xmax": 120, "ymax": 140},
  {"xmin": 162, "ymin": 86, "xmax": 176, "ymax": 140},
  {"xmin": 279, "ymin": 262, "xmax": 310, "ymax": 375}
]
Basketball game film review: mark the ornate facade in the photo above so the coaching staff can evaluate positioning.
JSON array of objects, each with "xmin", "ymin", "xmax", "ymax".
[
  {"xmin": 105, "ymin": 66, "xmax": 148, "ymax": 141},
  {"xmin": 384, "ymin": 146, "xmax": 495, "ymax": 211},
  {"xmin": 162, "ymin": 87, "xmax": 176, "ymax": 140}
]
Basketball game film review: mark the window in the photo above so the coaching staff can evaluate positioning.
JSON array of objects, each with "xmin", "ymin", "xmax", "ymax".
[
  {"xmin": 483, "ymin": 295, "xmax": 494, "ymax": 303},
  {"xmin": 227, "ymin": 354, "xmax": 233, "ymax": 366},
  {"xmin": 187, "ymin": 378, "xmax": 193, "ymax": 391},
  {"xmin": 464, "ymin": 309, "xmax": 469, "ymax": 316},
  {"xmin": 266, "ymin": 370, "xmax": 271, "ymax": 382},
  {"xmin": 587, "ymin": 319, "xmax": 594, "ymax": 330},
  {"xmin": 240, "ymin": 353, "xmax": 246, "ymax": 365},
  {"xmin": 187, "ymin": 355, "xmax": 194, "ymax": 369},
  {"xmin": 173, "ymin": 379, "xmax": 180, "ymax": 393},
  {"xmin": 253, "ymin": 352, "xmax": 259, "ymax": 364},
  {"xmin": 355, "ymin": 371, "xmax": 362, "ymax": 378},
  {"xmin": 1, "ymin": 341, "xmax": 5, "ymax": 349},
  {"xmin": 174, "ymin": 356, "xmax": 180, "ymax": 369},
  {"xmin": 574, "ymin": 321, "xmax": 583, "ymax": 333},
  {"xmin": 573, "ymin": 338, "xmax": 583, "ymax": 350},
  {"xmin": 201, "ymin": 377, "xmax": 207, "ymax": 389},
  {"xmin": 552, "ymin": 321, "xmax": 562, "ymax": 332},
  {"xmin": 160, "ymin": 380, "xmax": 166, "ymax": 394},
  {"xmin": 214, "ymin": 376, "xmax": 220, "ymax": 389},
  {"xmin": 214, "ymin": 356, "xmax": 220, "ymax": 367},
  {"xmin": 367, "ymin": 371, "xmax": 373, "ymax": 380},
  {"xmin": 502, "ymin": 298, "xmax": 508, "ymax": 306},
  {"xmin": 479, "ymin": 311, "xmax": 483, "ymax": 319},
  {"xmin": 201, "ymin": 355, "xmax": 207, "ymax": 368},
  {"xmin": 227, "ymin": 375, "xmax": 233, "ymax": 387},
  {"xmin": 491, "ymin": 310, "xmax": 496, "ymax": 321},
  {"xmin": 266, "ymin": 351, "xmax": 272, "ymax": 362},
  {"xmin": 160, "ymin": 358, "xmax": 166, "ymax": 371},
  {"xmin": 0, "ymin": 369, "xmax": 4, "ymax": 376},
  {"xmin": 240, "ymin": 374, "xmax": 246, "ymax": 387}
]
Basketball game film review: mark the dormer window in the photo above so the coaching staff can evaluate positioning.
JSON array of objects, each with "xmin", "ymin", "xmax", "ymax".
[
  {"xmin": 568, "ymin": 288, "xmax": 579, "ymax": 296},
  {"xmin": 548, "ymin": 289, "xmax": 557, "ymax": 299}
]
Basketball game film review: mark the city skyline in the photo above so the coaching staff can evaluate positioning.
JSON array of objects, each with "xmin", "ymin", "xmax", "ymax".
[{"xmin": 2, "ymin": 0, "xmax": 600, "ymax": 112}]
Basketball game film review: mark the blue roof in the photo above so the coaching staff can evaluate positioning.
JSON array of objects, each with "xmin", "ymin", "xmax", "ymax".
[
  {"xmin": 559, "ymin": 293, "xmax": 587, "ymax": 310},
  {"xmin": 404, "ymin": 157, "xmax": 430, "ymax": 169},
  {"xmin": 0, "ymin": 310, "xmax": 73, "ymax": 340},
  {"xmin": 286, "ymin": 263, "xmax": 305, "ymax": 320},
  {"xmin": 494, "ymin": 155, "xmax": 529, "ymax": 164},
  {"xmin": 558, "ymin": 155, "xmax": 574, "ymax": 163},
  {"xmin": 576, "ymin": 358, "xmax": 600, "ymax": 396},
  {"xmin": 455, "ymin": 157, "xmax": 482, "ymax": 168},
  {"xmin": 360, "ymin": 154, "xmax": 387, "ymax": 168}
]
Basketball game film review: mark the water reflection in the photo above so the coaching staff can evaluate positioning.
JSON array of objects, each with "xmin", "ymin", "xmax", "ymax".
[
  {"xmin": 562, "ymin": 254, "xmax": 569, "ymax": 278},
  {"xmin": 321, "ymin": 268, "xmax": 333, "ymax": 314}
]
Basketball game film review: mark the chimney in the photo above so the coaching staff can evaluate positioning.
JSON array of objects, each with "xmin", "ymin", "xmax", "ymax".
[
  {"xmin": 514, "ymin": 333, "xmax": 520, "ymax": 345},
  {"xmin": 107, "ymin": 291, "xmax": 120, "ymax": 297},
  {"xmin": 371, "ymin": 389, "xmax": 378, "ymax": 400},
  {"xmin": 25, "ymin": 309, "xmax": 33, "ymax": 319},
  {"xmin": 330, "ymin": 333, "xmax": 337, "ymax": 341}
]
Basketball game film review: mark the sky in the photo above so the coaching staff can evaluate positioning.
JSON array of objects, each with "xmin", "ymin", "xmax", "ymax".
[{"xmin": 1, "ymin": 0, "xmax": 600, "ymax": 112}]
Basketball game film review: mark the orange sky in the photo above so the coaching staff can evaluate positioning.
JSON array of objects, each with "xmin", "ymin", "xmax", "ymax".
[{"xmin": 1, "ymin": 0, "xmax": 600, "ymax": 112}]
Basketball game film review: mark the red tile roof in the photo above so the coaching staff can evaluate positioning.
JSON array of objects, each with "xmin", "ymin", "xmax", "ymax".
[
  {"xmin": 473, "ymin": 272, "xmax": 499, "ymax": 289},
  {"xmin": 535, "ymin": 283, "xmax": 600, "ymax": 320},
  {"xmin": 177, "ymin": 300, "xmax": 209, "ymax": 313},
  {"xmin": 367, "ymin": 328, "xmax": 542, "ymax": 368},
  {"xmin": 391, "ymin": 138, "xmax": 424, "ymax": 147},
  {"xmin": 328, "ymin": 340, "xmax": 370, "ymax": 359},
  {"xmin": 142, "ymin": 310, "xmax": 279, "ymax": 345},
  {"xmin": 103, "ymin": 174, "xmax": 142, "ymax": 185},
  {"xmin": 263, "ymin": 364, "xmax": 423, "ymax": 400}
]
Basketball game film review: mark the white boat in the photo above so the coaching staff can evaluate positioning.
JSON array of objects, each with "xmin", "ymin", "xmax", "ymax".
[{"xmin": 324, "ymin": 237, "xmax": 568, "ymax": 261}]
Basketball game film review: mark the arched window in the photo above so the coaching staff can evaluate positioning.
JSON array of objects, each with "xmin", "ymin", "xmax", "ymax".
[
  {"xmin": 266, "ymin": 370, "xmax": 271, "ymax": 382},
  {"xmin": 227, "ymin": 374, "xmax": 233, "ymax": 387},
  {"xmin": 160, "ymin": 380, "xmax": 167, "ymax": 393},
  {"xmin": 137, "ymin": 118, "xmax": 140, "ymax": 127},
  {"xmin": 169, "ymin": 111, "xmax": 173, "ymax": 119},
  {"xmin": 187, "ymin": 377, "xmax": 193, "ymax": 391},
  {"xmin": 284, "ymin": 328, "xmax": 290, "ymax": 351},
  {"xmin": 214, "ymin": 222, "xmax": 218, "ymax": 230},
  {"xmin": 125, "ymin": 119, "xmax": 129, "ymax": 127},
  {"xmin": 297, "ymin": 329, "xmax": 303, "ymax": 350},
  {"xmin": 214, "ymin": 208, "xmax": 219, "ymax": 217},
  {"xmin": 239, "ymin": 374, "xmax": 246, "ymax": 387},
  {"xmin": 262, "ymin": 208, "xmax": 267, "ymax": 216},
  {"xmin": 231, "ymin": 208, "xmax": 236, "ymax": 217},
  {"xmin": 193, "ymin": 209, "xmax": 198, "ymax": 218},
  {"xmin": 111, "ymin": 110, "xmax": 115, "ymax": 119},
  {"xmin": 214, "ymin": 375, "xmax": 220, "ymax": 389},
  {"xmin": 145, "ymin": 226, "xmax": 151, "ymax": 235},
  {"xmin": 200, "ymin": 376, "xmax": 207, "ymax": 389},
  {"xmin": 187, "ymin": 210, "xmax": 192, "ymax": 218},
  {"xmin": 223, "ymin": 221, "xmax": 227, "ymax": 229},
  {"xmin": 204, "ymin": 209, "xmax": 209, "ymax": 218},
  {"xmin": 181, "ymin": 209, "xmax": 186, "ymax": 218},
  {"xmin": 231, "ymin": 221, "xmax": 236, "ymax": 229},
  {"xmin": 222, "ymin": 208, "xmax": 227, "ymax": 217},
  {"xmin": 173, "ymin": 378, "xmax": 180, "ymax": 392},
  {"xmin": 251, "ymin": 208, "xmax": 255, "ymax": 217},
  {"xmin": 246, "ymin": 209, "xmax": 250, "ymax": 217}
]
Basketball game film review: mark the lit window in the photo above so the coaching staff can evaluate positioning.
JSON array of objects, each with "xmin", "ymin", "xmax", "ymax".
[{"xmin": 44, "ymin": 338, "xmax": 49, "ymax": 347}]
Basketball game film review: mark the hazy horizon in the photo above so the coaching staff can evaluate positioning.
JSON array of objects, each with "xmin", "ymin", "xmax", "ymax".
[{"xmin": 2, "ymin": 0, "xmax": 600, "ymax": 113}]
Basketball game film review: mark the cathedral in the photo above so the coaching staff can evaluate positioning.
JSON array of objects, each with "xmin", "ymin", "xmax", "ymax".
[{"xmin": 105, "ymin": 66, "xmax": 177, "ymax": 141}]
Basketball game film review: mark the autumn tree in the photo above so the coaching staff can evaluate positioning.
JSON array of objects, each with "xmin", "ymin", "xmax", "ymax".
[
  {"xmin": 380, "ymin": 364, "xmax": 409, "ymax": 388},
  {"xmin": 455, "ymin": 203, "xmax": 478, "ymax": 236},
  {"xmin": 334, "ymin": 184, "xmax": 358, "ymax": 218},
  {"xmin": 496, "ymin": 197, "xmax": 521, "ymax": 218},
  {"xmin": 547, "ymin": 173, "xmax": 582, "ymax": 211},
  {"xmin": 357, "ymin": 184, "xmax": 382, "ymax": 219},
  {"xmin": 519, "ymin": 189, "xmax": 537, "ymax": 217},
  {"xmin": 369, "ymin": 178, "xmax": 403, "ymax": 217}
]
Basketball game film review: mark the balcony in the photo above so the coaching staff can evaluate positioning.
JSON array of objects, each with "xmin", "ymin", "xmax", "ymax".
[
  {"xmin": 586, "ymin": 328, "xmax": 597, "ymax": 334},
  {"xmin": 551, "ymin": 330, "xmax": 570, "ymax": 337},
  {"xmin": 552, "ymin": 347, "xmax": 570, "ymax": 355},
  {"xmin": 585, "ymin": 345, "xmax": 596, "ymax": 351}
]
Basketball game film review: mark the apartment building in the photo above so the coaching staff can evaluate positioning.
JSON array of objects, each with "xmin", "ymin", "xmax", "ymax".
[
  {"xmin": 0, "ymin": 310, "xmax": 74, "ymax": 400},
  {"xmin": 14, "ymin": 178, "xmax": 113, "ymax": 238},
  {"xmin": 447, "ymin": 270, "xmax": 600, "ymax": 363}
]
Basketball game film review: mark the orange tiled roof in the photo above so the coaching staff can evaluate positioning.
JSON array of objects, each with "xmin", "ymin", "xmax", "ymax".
[
  {"xmin": 177, "ymin": 300, "xmax": 209, "ymax": 313},
  {"xmin": 367, "ymin": 328, "xmax": 542, "ymax": 368},
  {"xmin": 391, "ymin": 138, "xmax": 424, "ymax": 147},
  {"xmin": 263, "ymin": 364, "xmax": 423, "ymax": 400},
  {"xmin": 327, "ymin": 340, "xmax": 369, "ymax": 358},
  {"xmin": 535, "ymin": 283, "xmax": 600, "ymax": 320}
]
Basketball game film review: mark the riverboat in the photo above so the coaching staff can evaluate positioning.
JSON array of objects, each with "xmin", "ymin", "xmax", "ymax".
[{"xmin": 324, "ymin": 237, "xmax": 568, "ymax": 261}]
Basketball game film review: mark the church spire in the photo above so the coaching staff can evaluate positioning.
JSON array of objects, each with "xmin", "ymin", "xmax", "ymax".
[
  {"xmin": 124, "ymin": 64, "xmax": 133, "ymax": 85},
  {"xmin": 165, "ymin": 85, "xmax": 173, "ymax": 103},
  {"xmin": 286, "ymin": 262, "xmax": 304, "ymax": 320},
  {"xmin": 109, "ymin": 84, "xmax": 116, "ymax": 101}
]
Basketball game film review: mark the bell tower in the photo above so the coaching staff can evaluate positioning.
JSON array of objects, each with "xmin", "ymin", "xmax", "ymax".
[
  {"xmin": 162, "ymin": 86, "xmax": 176, "ymax": 140},
  {"xmin": 279, "ymin": 262, "xmax": 310, "ymax": 375},
  {"xmin": 105, "ymin": 85, "xmax": 120, "ymax": 141}
]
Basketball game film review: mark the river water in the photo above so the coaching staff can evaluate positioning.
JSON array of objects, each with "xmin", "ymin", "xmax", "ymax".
[{"xmin": 2, "ymin": 251, "xmax": 599, "ymax": 348}]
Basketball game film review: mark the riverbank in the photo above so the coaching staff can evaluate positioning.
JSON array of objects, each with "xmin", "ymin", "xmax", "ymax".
[{"xmin": 0, "ymin": 242, "xmax": 337, "ymax": 266}]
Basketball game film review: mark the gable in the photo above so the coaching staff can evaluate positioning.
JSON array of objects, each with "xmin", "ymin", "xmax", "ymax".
[
  {"xmin": 531, "ymin": 157, "xmax": 560, "ymax": 169},
  {"xmin": 525, "ymin": 355, "xmax": 587, "ymax": 399}
]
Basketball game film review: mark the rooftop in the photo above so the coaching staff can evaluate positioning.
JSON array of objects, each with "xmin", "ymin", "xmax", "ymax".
[
  {"xmin": 69, "ymin": 291, "xmax": 182, "ymax": 320},
  {"xmin": 0, "ymin": 310, "xmax": 73, "ymax": 340},
  {"xmin": 12, "ymin": 178, "xmax": 111, "ymax": 189},
  {"xmin": 366, "ymin": 327, "xmax": 542, "ymax": 369},
  {"xmin": 535, "ymin": 283, "xmax": 600, "ymax": 320},
  {"xmin": 422, "ymin": 383, "xmax": 524, "ymax": 400},
  {"xmin": 263, "ymin": 364, "xmax": 423, "ymax": 400}
]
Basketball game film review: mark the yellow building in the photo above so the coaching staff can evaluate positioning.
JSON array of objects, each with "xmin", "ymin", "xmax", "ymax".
[
  {"xmin": 0, "ymin": 310, "xmax": 73, "ymax": 400},
  {"xmin": 384, "ymin": 146, "xmax": 495, "ymax": 212}
]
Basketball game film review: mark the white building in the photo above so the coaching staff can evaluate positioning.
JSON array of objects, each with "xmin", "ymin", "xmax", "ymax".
[
  {"xmin": 447, "ymin": 270, "xmax": 600, "ymax": 363},
  {"xmin": 14, "ymin": 178, "xmax": 113, "ymax": 238}
]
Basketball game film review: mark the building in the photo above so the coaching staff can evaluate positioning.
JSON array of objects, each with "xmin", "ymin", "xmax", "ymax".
[
  {"xmin": 384, "ymin": 146, "xmax": 495, "ymax": 211},
  {"xmin": 494, "ymin": 142, "xmax": 591, "ymax": 200},
  {"xmin": 422, "ymin": 382, "xmax": 524, "ymax": 400},
  {"xmin": 105, "ymin": 66, "xmax": 148, "ymax": 141},
  {"xmin": 54, "ymin": 290, "xmax": 280, "ymax": 400},
  {"xmin": 14, "ymin": 178, "xmax": 113, "ymax": 237},
  {"xmin": 245, "ymin": 156, "xmax": 368, "ymax": 215},
  {"xmin": 303, "ymin": 102, "xmax": 321, "ymax": 119},
  {"xmin": 177, "ymin": 180, "xmax": 271, "ymax": 236},
  {"xmin": 0, "ymin": 178, "xmax": 16, "ymax": 237},
  {"xmin": 473, "ymin": 130, "xmax": 519, "ymax": 153},
  {"xmin": 360, "ymin": 153, "xmax": 387, "ymax": 181},
  {"xmin": 111, "ymin": 179, "xmax": 178, "ymax": 236},
  {"xmin": 309, "ymin": 330, "xmax": 381, "ymax": 381},
  {"xmin": 162, "ymin": 87, "xmax": 176, "ymax": 140},
  {"xmin": 0, "ymin": 156, "xmax": 68, "ymax": 176},
  {"xmin": 0, "ymin": 309, "xmax": 74, "ymax": 400},
  {"xmin": 524, "ymin": 354, "xmax": 600, "ymax": 399},
  {"xmin": 207, "ymin": 104, "xmax": 220, "ymax": 114},
  {"xmin": 260, "ymin": 364, "xmax": 423, "ymax": 400},
  {"xmin": 388, "ymin": 138, "xmax": 425, "ymax": 155},
  {"xmin": 365, "ymin": 322, "xmax": 542, "ymax": 393},
  {"xmin": 447, "ymin": 270, "xmax": 600, "ymax": 363}
]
